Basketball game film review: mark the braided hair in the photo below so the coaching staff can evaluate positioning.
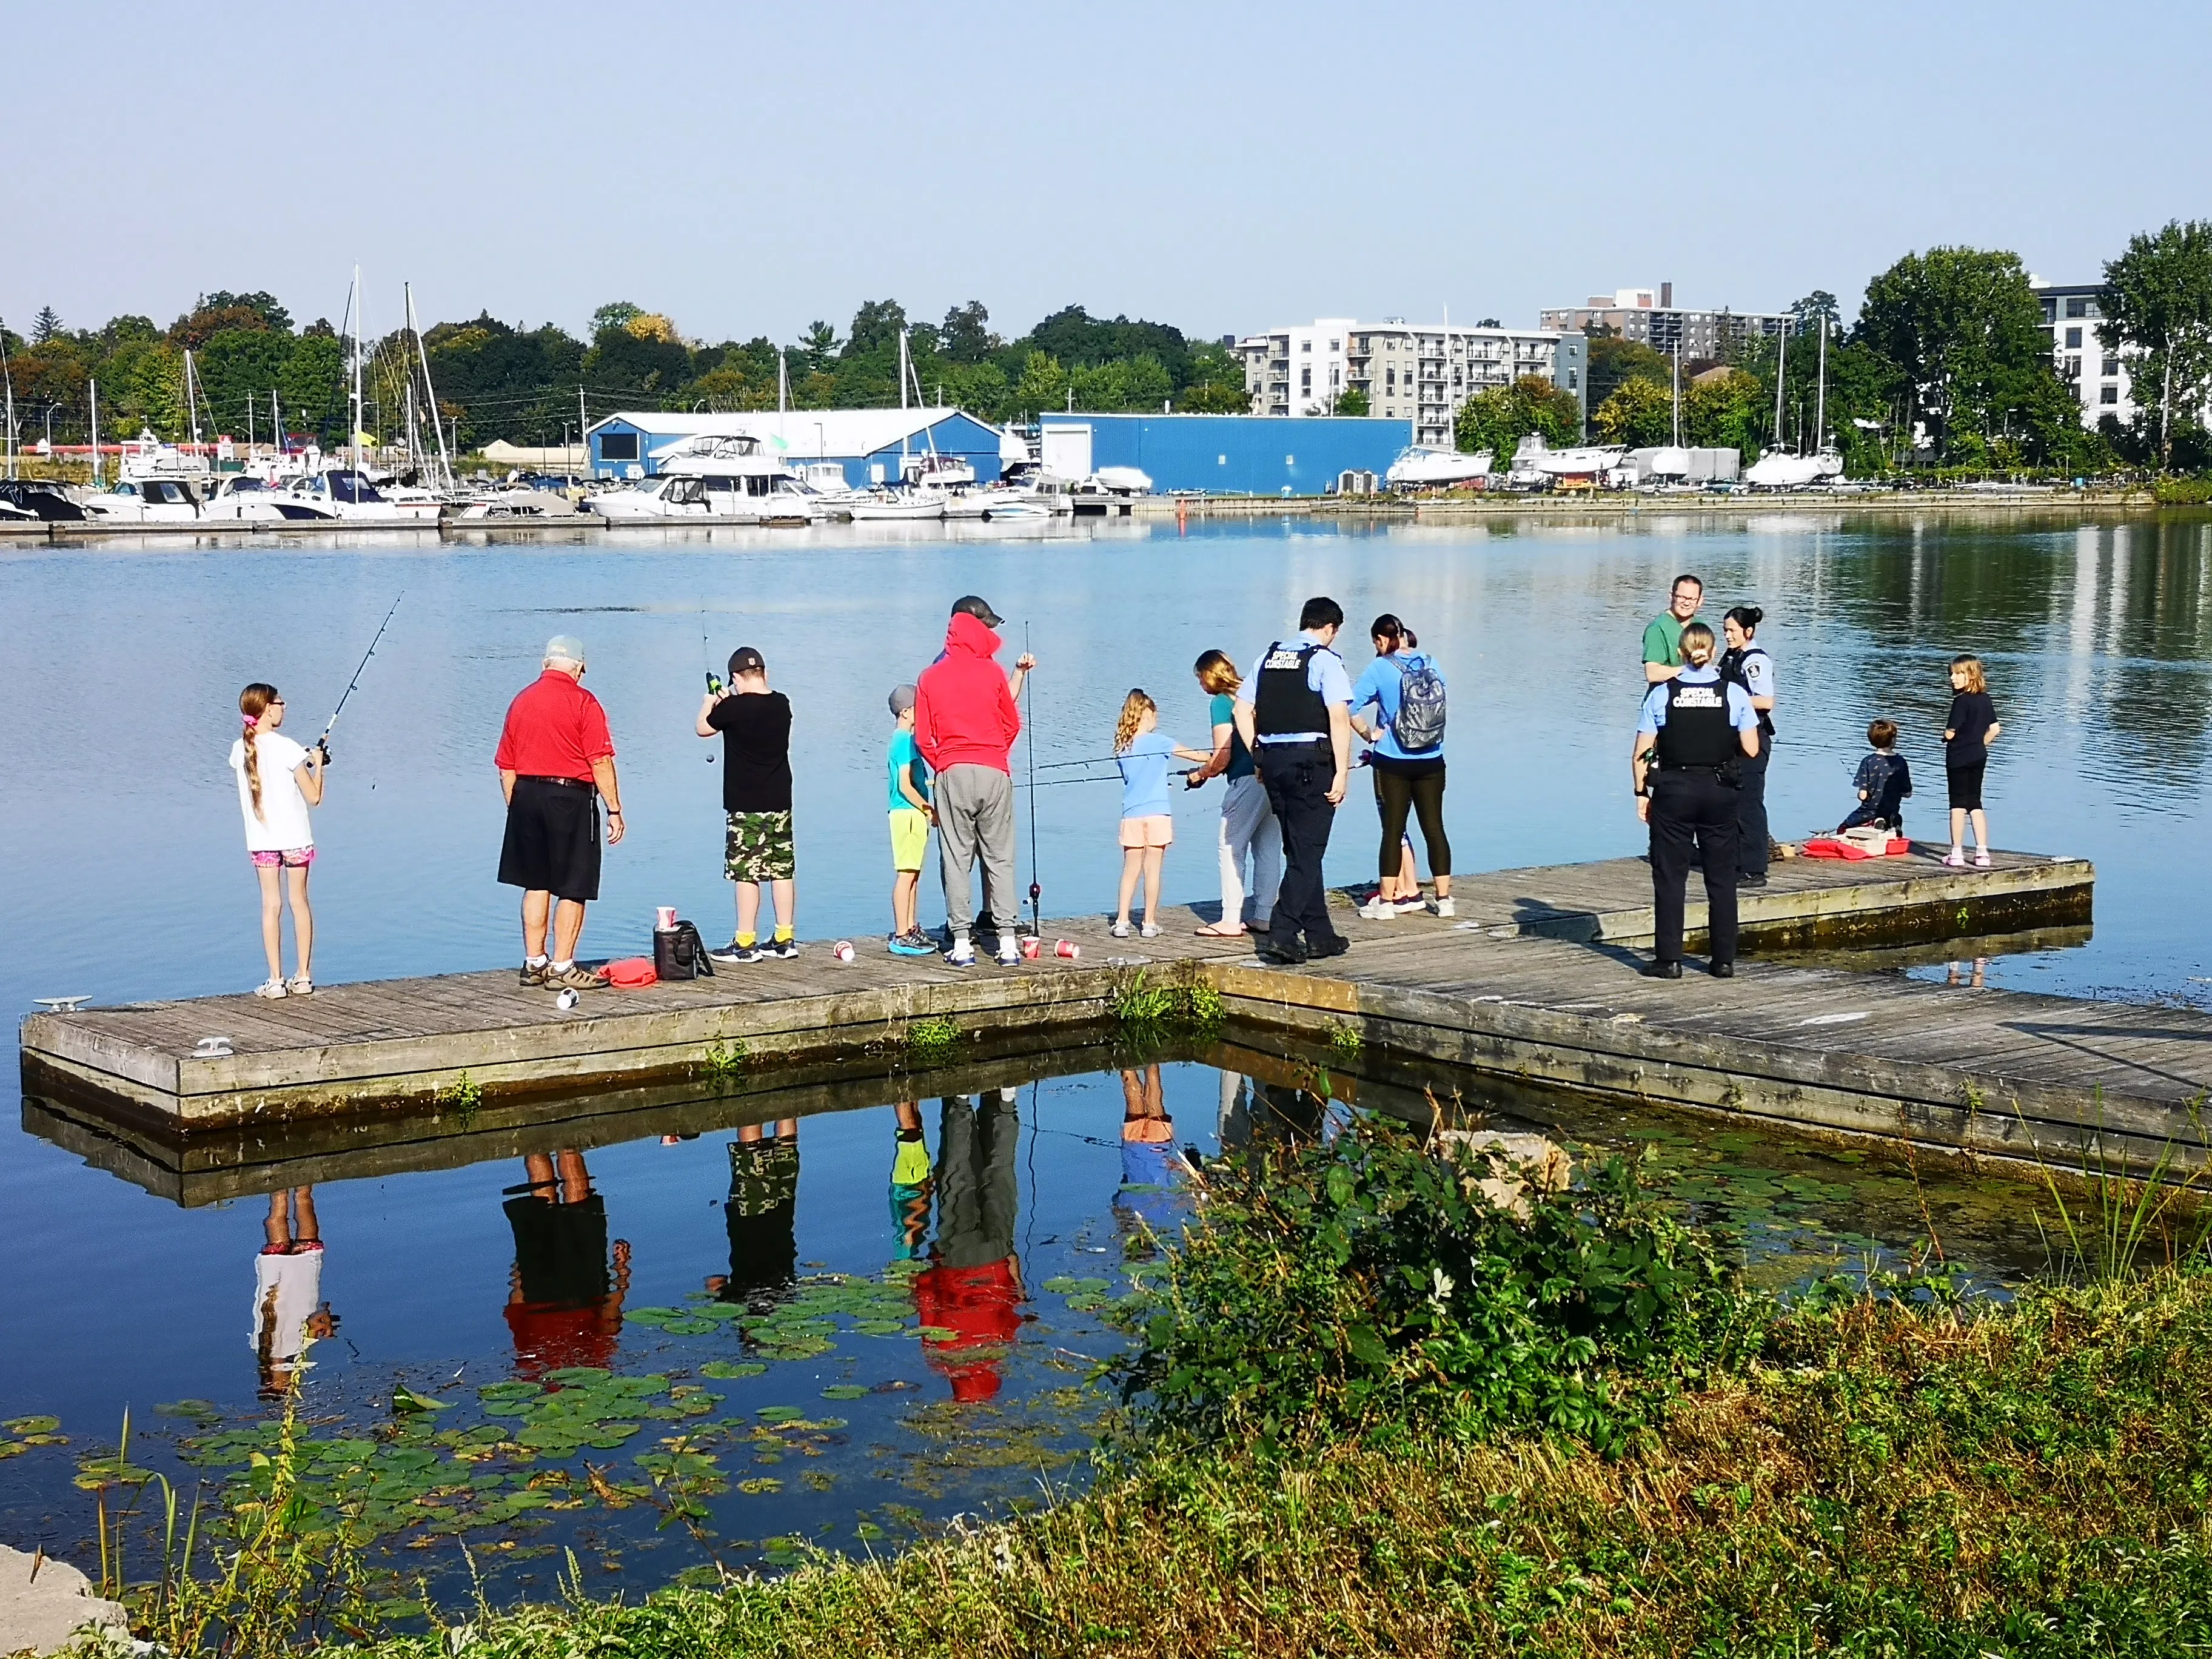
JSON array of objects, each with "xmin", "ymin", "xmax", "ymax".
[{"xmin": 239, "ymin": 683, "xmax": 279, "ymax": 820}]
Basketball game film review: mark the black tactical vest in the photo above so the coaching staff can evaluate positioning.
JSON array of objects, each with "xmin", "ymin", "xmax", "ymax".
[
  {"xmin": 1253, "ymin": 641, "xmax": 1330, "ymax": 737},
  {"xmin": 1657, "ymin": 674, "xmax": 1736, "ymax": 768}
]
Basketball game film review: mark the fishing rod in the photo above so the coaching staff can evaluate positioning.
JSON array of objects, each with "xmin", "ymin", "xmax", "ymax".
[
  {"xmin": 1015, "ymin": 767, "xmax": 1201, "ymax": 791},
  {"xmin": 1024, "ymin": 621, "xmax": 1041, "ymax": 937},
  {"xmin": 315, "ymin": 592, "xmax": 403, "ymax": 762}
]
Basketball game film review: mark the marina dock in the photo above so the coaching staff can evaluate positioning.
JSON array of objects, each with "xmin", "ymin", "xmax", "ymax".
[{"xmin": 19, "ymin": 848, "xmax": 2165, "ymax": 1184}]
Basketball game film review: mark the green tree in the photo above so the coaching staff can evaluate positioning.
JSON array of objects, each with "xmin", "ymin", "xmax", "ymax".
[
  {"xmin": 1454, "ymin": 375, "xmax": 1583, "ymax": 463},
  {"xmin": 1682, "ymin": 369, "xmax": 1768, "ymax": 460},
  {"xmin": 196, "ymin": 328, "xmax": 295, "ymax": 435},
  {"xmin": 1013, "ymin": 350, "xmax": 1068, "ymax": 417},
  {"xmin": 277, "ymin": 333, "xmax": 346, "ymax": 443},
  {"xmin": 1593, "ymin": 375, "xmax": 1673, "ymax": 446},
  {"xmin": 590, "ymin": 301, "xmax": 643, "ymax": 335},
  {"xmin": 843, "ymin": 300, "xmax": 908, "ymax": 358},
  {"xmin": 1332, "ymin": 385, "xmax": 1370, "ymax": 417},
  {"xmin": 797, "ymin": 320, "xmax": 840, "ymax": 372},
  {"xmin": 31, "ymin": 306, "xmax": 62, "ymax": 344},
  {"xmin": 1855, "ymin": 247, "xmax": 2069, "ymax": 465},
  {"xmin": 1586, "ymin": 337, "xmax": 1671, "ymax": 412},
  {"xmin": 939, "ymin": 301, "xmax": 997, "ymax": 363},
  {"xmin": 2099, "ymin": 220, "xmax": 2212, "ymax": 470}
]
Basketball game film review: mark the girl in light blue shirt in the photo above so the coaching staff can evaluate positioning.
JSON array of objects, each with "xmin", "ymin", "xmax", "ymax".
[{"xmin": 1111, "ymin": 690, "xmax": 1211, "ymax": 939}]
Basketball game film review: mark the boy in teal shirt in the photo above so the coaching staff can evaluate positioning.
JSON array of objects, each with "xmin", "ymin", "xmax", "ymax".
[{"xmin": 886, "ymin": 685, "xmax": 936, "ymax": 955}]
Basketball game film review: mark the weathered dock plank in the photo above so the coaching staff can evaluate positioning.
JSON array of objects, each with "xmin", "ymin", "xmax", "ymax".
[{"xmin": 18, "ymin": 850, "xmax": 2156, "ymax": 1176}]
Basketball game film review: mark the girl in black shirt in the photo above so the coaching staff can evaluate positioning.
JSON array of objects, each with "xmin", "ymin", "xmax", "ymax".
[{"xmin": 1942, "ymin": 654, "xmax": 2000, "ymax": 868}]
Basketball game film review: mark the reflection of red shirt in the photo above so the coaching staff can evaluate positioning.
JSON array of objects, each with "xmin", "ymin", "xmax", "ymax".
[
  {"xmin": 913, "ymin": 1258, "xmax": 1020, "ymax": 1401},
  {"xmin": 495, "ymin": 671, "xmax": 614, "ymax": 782},
  {"xmin": 504, "ymin": 1301, "xmax": 620, "ymax": 1377}
]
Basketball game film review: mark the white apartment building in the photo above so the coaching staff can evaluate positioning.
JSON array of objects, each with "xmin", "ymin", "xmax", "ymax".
[
  {"xmin": 2031, "ymin": 280, "xmax": 2135, "ymax": 429},
  {"xmin": 1540, "ymin": 283, "xmax": 1792, "ymax": 361},
  {"xmin": 1236, "ymin": 318, "xmax": 1586, "ymax": 446}
]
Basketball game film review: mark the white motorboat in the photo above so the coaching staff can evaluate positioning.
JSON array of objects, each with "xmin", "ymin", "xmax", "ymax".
[
  {"xmin": 1510, "ymin": 435, "xmax": 1627, "ymax": 481},
  {"xmin": 846, "ymin": 487, "xmax": 950, "ymax": 522},
  {"xmin": 79, "ymin": 476, "xmax": 210, "ymax": 523},
  {"xmin": 1386, "ymin": 446, "xmax": 1492, "ymax": 489},
  {"xmin": 266, "ymin": 468, "xmax": 445, "ymax": 523},
  {"xmin": 455, "ymin": 485, "xmax": 586, "ymax": 521},
  {"xmin": 589, "ymin": 435, "xmax": 829, "ymax": 523},
  {"xmin": 1090, "ymin": 465, "xmax": 1151, "ymax": 495},
  {"xmin": 201, "ymin": 474, "xmax": 292, "ymax": 521}
]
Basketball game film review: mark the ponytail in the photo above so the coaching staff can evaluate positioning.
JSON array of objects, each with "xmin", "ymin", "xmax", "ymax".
[
  {"xmin": 1113, "ymin": 689, "xmax": 1156, "ymax": 754},
  {"xmin": 240, "ymin": 683, "xmax": 278, "ymax": 822}
]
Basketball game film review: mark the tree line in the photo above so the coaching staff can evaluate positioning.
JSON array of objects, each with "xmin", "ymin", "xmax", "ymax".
[
  {"xmin": 0, "ymin": 294, "xmax": 1250, "ymax": 452},
  {"xmin": 1563, "ymin": 226, "xmax": 2212, "ymax": 475}
]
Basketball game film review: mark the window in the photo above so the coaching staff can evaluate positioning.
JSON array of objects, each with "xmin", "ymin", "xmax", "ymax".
[
  {"xmin": 2040, "ymin": 297, "xmax": 2057, "ymax": 323},
  {"xmin": 1568, "ymin": 370, "xmax": 1578, "ymax": 390},
  {"xmin": 2103, "ymin": 356, "xmax": 2121, "ymax": 377},
  {"xmin": 1328, "ymin": 339, "xmax": 1339, "ymax": 352},
  {"xmin": 2101, "ymin": 386, "xmax": 2119, "ymax": 404},
  {"xmin": 1386, "ymin": 370, "xmax": 1396, "ymax": 388},
  {"xmin": 1301, "ymin": 340, "xmax": 1312, "ymax": 352},
  {"xmin": 2065, "ymin": 327, "xmax": 2082, "ymax": 348},
  {"xmin": 2066, "ymin": 297, "xmax": 2086, "ymax": 318},
  {"xmin": 598, "ymin": 432, "xmax": 640, "ymax": 461},
  {"xmin": 2084, "ymin": 300, "xmax": 2102, "ymax": 318},
  {"xmin": 1301, "ymin": 368, "xmax": 1312, "ymax": 391}
]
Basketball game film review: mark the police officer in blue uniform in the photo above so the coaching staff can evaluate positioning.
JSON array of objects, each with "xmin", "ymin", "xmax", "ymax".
[
  {"xmin": 1234, "ymin": 596, "xmax": 1355, "ymax": 965},
  {"xmin": 1632, "ymin": 621, "xmax": 1760, "ymax": 979}
]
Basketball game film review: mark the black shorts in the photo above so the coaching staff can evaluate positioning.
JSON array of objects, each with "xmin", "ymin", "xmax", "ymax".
[
  {"xmin": 1946, "ymin": 763, "xmax": 1986, "ymax": 812},
  {"xmin": 499, "ymin": 777, "xmax": 602, "ymax": 901},
  {"xmin": 503, "ymin": 1191, "xmax": 609, "ymax": 1307}
]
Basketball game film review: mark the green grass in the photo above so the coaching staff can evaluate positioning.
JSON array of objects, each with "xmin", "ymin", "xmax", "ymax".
[{"xmin": 333, "ymin": 1269, "xmax": 2212, "ymax": 1657}]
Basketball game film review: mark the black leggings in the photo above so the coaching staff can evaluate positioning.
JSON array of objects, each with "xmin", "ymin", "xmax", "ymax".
[{"xmin": 1373, "ymin": 756, "xmax": 1450, "ymax": 877}]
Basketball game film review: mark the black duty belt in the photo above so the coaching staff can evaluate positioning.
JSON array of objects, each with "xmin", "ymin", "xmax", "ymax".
[
  {"xmin": 520, "ymin": 774, "xmax": 594, "ymax": 789},
  {"xmin": 1658, "ymin": 763, "xmax": 1725, "ymax": 773}
]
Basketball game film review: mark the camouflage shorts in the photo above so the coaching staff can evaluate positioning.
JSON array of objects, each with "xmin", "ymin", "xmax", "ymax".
[{"xmin": 725, "ymin": 810, "xmax": 796, "ymax": 882}]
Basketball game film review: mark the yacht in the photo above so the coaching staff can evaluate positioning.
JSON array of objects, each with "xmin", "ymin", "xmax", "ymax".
[
  {"xmin": 1743, "ymin": 449, "xmax": 1846, "ymax": 489},
  {"xmin": 1505, "ymin": 435, "xmax": 1626, "ymax": 489},
  {"xmin": 267, "ymin": 468, "xmax": 445, "ymax": 523},
  {"xmin": 1386, "ymin": 446, "xmax": 1492, "ymax": 489},
  {"xmin": 587, "ymin": 434, "xmax": 829, "ymax": 523}
]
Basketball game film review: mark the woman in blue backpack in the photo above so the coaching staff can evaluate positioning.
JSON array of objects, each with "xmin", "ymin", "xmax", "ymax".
[{"xmin": 1350, "ymin": 615, "xmax": 1453, "ymax": 920}]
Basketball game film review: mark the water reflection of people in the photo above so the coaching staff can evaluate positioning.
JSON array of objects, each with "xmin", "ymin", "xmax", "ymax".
[
  {"xmin": 252, "ymin": 1186, "xmax": 338, "ymax": 1396},
  {"xmin": 709, "ymin": 1121, "xmax": 799, "ymax": 1305},
  {"xmin": 1947, "ymin": 957, "xmax": 1989, "ymax": 989},
  {"xmin": 503, "ymin": 1151, "xmax": 630, "ymax": 1376},
  {"xmin": 1218, "ymin": 1070, "xmax": 1253, "ymax": 1151},
  {"xmin": 914, "ymin": 1089, "xmax": 1022, "ymax": 1401},
  {"xmin": 888, "ymin": 1101, "xmax": 933, "ymax": 1262},
  {"xmin": 1115, "ymin": 1065, "xmax": 1190, "ymax": 1250}
]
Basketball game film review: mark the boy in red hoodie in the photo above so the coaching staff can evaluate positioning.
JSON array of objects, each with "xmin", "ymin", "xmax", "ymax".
[{"xmin": 914, "ymin": 597, "xmax": 1032, "ymax": 967}]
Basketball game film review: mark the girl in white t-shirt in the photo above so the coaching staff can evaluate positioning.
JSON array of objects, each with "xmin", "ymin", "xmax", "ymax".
[{"xmin": 229, "ymin": 683, "xmax": 325, "ymax": 998}]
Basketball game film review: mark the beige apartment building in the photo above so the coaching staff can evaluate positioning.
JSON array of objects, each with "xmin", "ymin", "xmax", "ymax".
[{"xmin": 1236, "ymin": 318, "xmax": 1586, "ymax": 447}]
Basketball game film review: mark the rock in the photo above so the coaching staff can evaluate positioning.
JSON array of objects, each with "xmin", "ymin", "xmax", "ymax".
[
  {"xmin": 1434, "ymin": 1130, "xmax": 1573, "ymax": 1218},
  {"xmin": 0, "ymin": 1545, "xmax": 129, "ymax": 1656}
]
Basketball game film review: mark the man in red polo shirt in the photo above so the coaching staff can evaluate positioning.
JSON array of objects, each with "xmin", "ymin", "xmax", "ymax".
[{"xmin": 495, "ymin": 634, "xmax": 626, "ymax": 990}]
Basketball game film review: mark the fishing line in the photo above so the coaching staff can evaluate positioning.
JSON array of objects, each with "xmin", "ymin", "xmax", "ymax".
[
  {"xmin": 700, "ymin": 597, "xmax": 719, "ymax": 763},
  {"xmin": 316, "ymin": 592, "xmax": 403, "ymax": 762}
]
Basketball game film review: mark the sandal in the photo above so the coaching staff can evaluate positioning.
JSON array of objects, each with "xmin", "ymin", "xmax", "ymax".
[
  {"xmin": 1973, "ymin": 849, "xmax": 1992, "ymax": 868},
  {"xmin": 1193, "ymin": 922, "xmax": 1247, "ymax": 936},
  {"xmin": 286, "ymin": 974, "xmax": 314, "ymax": 996},
  {"xmin": 252, "ymin": 978, "xmax": 287, "ymax": 999},
  {"xmin": 1110, "ymin": 920, "xmax": 1131, "ymax": 939}
]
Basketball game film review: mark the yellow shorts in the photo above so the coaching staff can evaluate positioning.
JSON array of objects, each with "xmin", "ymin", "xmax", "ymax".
[
  {"xmin": 1118, "ymin": 814, "xmax": 1174, "ymax": 849},
  {"xmin": 889, "ymin": 808, "xmax": 930, "ymax": 871}
]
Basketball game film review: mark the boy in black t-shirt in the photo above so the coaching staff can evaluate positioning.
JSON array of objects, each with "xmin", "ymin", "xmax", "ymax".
[{"xmin": 696, "ymin": 646, "xmax": 797, "ymax": 962}]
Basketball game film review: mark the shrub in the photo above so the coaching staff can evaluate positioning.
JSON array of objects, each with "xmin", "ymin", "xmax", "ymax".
[{"xmin": 1112, "ymin": 1116, "xmax": 1761, "ymax": 1456}]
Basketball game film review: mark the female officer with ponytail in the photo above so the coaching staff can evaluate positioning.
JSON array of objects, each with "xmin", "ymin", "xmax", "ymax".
[
  {"xmin": 1718, "ymin": 605, "xmax": 1777, "ymax": 886},
  {"xmin": 1632, "ymin": 622, "xmax": 1760, "ymax": 979}
]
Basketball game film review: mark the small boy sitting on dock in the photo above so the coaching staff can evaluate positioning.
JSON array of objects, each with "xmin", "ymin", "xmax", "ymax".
[{"xmin": 1839, "ymin": 719, "xmax": 1912, "ymax": 834}]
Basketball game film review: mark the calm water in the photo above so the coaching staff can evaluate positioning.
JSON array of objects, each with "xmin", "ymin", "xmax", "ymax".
[{"xmin": 5, "ymin": 510, "xmax": 2211, "ymax": 1592}]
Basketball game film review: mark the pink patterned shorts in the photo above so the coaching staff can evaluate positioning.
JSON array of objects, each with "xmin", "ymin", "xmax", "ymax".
[{"xmin": 250, "ymin": 846, "xmax": 317, "ymax": 870}]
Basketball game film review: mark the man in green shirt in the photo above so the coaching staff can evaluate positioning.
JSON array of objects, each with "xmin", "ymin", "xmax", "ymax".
[{"xmin": 1641, "ymin": 574, "xmax": 1706, "ymax": 685}]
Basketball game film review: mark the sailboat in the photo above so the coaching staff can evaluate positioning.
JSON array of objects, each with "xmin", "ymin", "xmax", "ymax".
[{"xmin": 1744, "ymin": 313, "xmax": 1845, "ymax": 489}]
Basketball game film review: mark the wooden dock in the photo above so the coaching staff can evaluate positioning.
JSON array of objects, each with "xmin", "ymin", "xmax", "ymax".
[{"xmin": 23, "ymin": 846, "xmax": 2182, "ymax": 1182}]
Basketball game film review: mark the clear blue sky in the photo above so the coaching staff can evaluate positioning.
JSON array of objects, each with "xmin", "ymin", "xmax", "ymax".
[{"xmin": 6, "ymin": 0, "xmax": 2204, "ymax": 345}]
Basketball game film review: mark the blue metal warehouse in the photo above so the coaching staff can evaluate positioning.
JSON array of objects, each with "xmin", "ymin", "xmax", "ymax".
[
  {"xmin": 585, "ymin": 409, "xmax": 1017, "ymax": 486},
  {"xmin": 1038, "ymin": 412, "xmax": 1413, "ymax": 495}
]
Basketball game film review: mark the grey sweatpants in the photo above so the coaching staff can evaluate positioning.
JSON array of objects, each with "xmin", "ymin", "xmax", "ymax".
[{"xmin": 936, "ymin": 763, "xmax": 1016, "ymax": 940}]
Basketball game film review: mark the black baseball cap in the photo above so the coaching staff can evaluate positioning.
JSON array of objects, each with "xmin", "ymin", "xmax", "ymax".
[
  {"xmin": 728, "ymin": 646, "xmax": 765, "ymax": 677},
  {"xmin": 951, "ymin": 594, "xmax": 1004, "ymax": 628}
]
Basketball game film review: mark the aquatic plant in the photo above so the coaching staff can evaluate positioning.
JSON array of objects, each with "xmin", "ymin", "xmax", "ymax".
[
  {"xmin": 699, "ymin": 1039, "xmax": 748, "ymax": 1080},
  {"xmin": 1111, "ymin": 1118, "xmax": 1758, "ymax": 1457},
  {"xmin": 902, "ymin": 1016, "xmax": 959, "ymax": 1059},
  {"xmin": 439, "ymin": 1071, "xmax": 483, "ymax": 1128},
  {"xmin": 1327, "ymin": 1019, "xmax": 1362, "ymax": 1058},
  {"xmin": 2019, "ymin": 1093, "xmax": 2212, "ymax": 1282},
  {"xmin": 1107, "ymin": 966, "xmax": 1225, "ymax": 1032}
]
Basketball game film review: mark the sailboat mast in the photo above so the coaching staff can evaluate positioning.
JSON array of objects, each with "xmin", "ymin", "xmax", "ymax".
[
  {"xmin": 1672, "ymin": 342, "xmax": 1681, "ymax": 448},
  {"xmin": 1772, "ymin": 318, "xmax": 1789, "ymax": 453},
  {"xmin": 1814, "ymin": 314, "xmax": 1828, "ymax": 452},
  {"xmin": 88, "ymin": 378, "xmax": 99, "ymax": 487},
  {"xmin": 409, "ymin": 283, "xmax": 454, "ymax": 492},
  {"xmin": 349, "ymin": 266, "xmax": 363, "ymax": 477},
  {"xmin": 1, "ymin": 325, "xmax": 14, "ymax": 480}
]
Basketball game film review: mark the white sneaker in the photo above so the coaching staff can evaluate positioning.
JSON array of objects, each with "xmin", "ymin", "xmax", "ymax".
[
  {"xmin": 996, "ymin": 936, "xmax": 1022, "ymax": 965},
  {"xmin": 1358, "ymin": 898, "xmax": 1396, "ymax": 921},
  {"xmin": 252, "ymin": 978, "xmax": 287, "ymax": 999},
  {"xmin": 945, "ymin": 937, "xmax": 976, "ymax": 967},
  {"xmin": 1392, "ymin": 896, "xmax": 1427, "ymax": 914},
  {"xmin": 1111, "ymin": 920, "xmax": 1131, "ymax": 939},
  {"xmin": 1432, "ymin": 897, "xmax": 1455, "ymax": 919},
  {"xmin": 1139, "ymin": 921, "xmax": 1162, "ymax": 939}
]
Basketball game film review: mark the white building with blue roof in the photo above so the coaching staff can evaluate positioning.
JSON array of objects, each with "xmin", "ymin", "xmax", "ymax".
[{"xmin": 584, "ymin": 409, "xmax": 1021, "ymax": 487}]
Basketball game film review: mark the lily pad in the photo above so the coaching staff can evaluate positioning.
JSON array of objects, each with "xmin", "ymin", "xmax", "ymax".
[
  {"xmin": 662, "ymin": 1319, "xmax": 720, "ymax": 1336},
  {"xmin": 3, "ymin": 1416, "xmax": 60, "ymax": 1436},
  {"xmin": 702, "ymin": 1361, "xmax": 768, "ymax": 1380},
  {"xmin": 820, "ymin": 1386, "xmax": 870, "ymax": 1401},
  {"xmin": 757, "ymin": 1406, "xmax": 806, "ymax": 1423},
  {"xmin": 854, "ymin": 1319, "xmax": 908, "ymax": 1336}
]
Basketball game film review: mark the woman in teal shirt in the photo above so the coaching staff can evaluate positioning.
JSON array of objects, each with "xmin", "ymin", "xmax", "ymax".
[{"xmin": 1185, "ymin": 651, "xmax": 1279, "ymax": 936}]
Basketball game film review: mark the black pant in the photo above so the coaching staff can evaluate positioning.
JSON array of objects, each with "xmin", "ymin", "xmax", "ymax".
[
  {"xmin": 1736, "ymin": 732, "xmax": 1770, "ymax": 879},
  {"xmin": 1373, "ymin": 755, "xmax": 1450, "ymax": 877},
  {"xmin": 1649, "ymin": 769, "xmax": 1740, "ymax": 964},
  {"xmin": 1257, "ymin": 742, "xmax": 1342, "ymax": 948}
]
